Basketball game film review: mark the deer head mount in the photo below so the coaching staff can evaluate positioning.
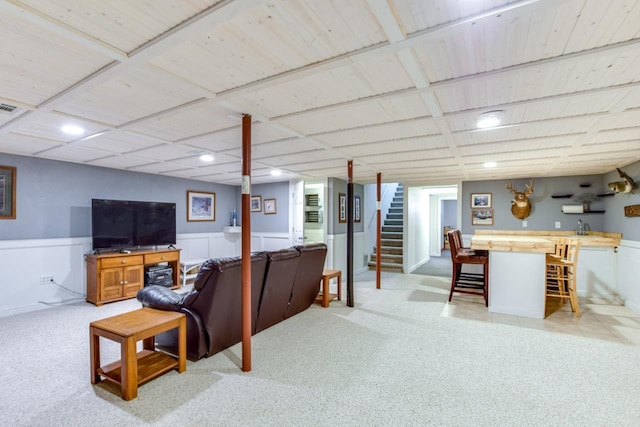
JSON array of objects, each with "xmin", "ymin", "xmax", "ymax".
[
  {"xmin": 505, "ymin": 179, "xmax": 534, "ymax": 219},
  {"xmin": 608, "ymin": 168, "xmax": 637, "ymax": 194}
]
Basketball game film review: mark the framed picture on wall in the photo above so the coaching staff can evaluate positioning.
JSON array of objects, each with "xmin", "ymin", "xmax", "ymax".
[
  {"xmin": 187, "ymin": 190, "xmax": 215, "ymax": 221},
  {"xmin": 354, "ymin": 195, "xmax": 361, "ymax": 222},
  {"xmin": 472, "ymin": 209, "xmax": 493, "ymax": 226},
  {"xmin": 264, "ymin": 198, "xmax": 276, "ymax": 214},
  {"xmin": 471, "ymin": 193, "xmax": 491, "ymax": 208},
  {"xmin": 338, "ymin": 193, "xmax": 347, "ymax": 223},
  {"xmin": 0, "ymin": 165, "xmax": 16, "ymax": 219},
  {"xmin": 250, "ymin": 195, "xmax": 262, "ymax": 212}
]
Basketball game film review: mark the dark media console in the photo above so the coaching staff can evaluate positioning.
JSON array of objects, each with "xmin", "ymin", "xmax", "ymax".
[{"xmin": 85, "ymin": 249, "xmax": 180, "ymax": 306}]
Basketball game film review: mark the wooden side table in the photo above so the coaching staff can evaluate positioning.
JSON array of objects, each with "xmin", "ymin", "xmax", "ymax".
[
  {"xmin": 319, "ymin": 269, "xmax": 342, "ymax": 307},
  {"xmin": 90, "ymin": 307, "xmax": 186, "ymax": 400}
]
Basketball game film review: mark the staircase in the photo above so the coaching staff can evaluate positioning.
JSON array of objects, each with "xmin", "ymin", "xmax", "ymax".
[{"xmin": 369, "ymin": 184, "xmax": 404, "ymax": 272}]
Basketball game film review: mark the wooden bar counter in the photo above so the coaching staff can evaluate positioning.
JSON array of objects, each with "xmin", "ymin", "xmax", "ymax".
[{"xmin": 470, "ymin": 230, "xmax": 620, "ymax": 319}]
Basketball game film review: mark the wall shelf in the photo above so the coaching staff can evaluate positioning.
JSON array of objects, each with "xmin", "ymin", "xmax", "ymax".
[
  {"xmin": 562, "ymin": 210, "xmax": 605, "ymax": 214},
  {"xmin": 223, "ymin": 226, "xmax": 242, "ymax": 233}
]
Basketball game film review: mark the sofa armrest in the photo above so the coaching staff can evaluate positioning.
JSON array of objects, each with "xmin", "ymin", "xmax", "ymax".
[{"xmin": 136, "ymin": 285, "xmax": 184, "ymax": 311}]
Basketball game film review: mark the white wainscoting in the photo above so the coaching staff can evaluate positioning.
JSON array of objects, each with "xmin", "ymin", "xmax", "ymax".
[
  {"xmin": 326, "ymin": 232, "xmax": 367, "ymax": 276},
  {"xmin": 617, "ymin": 240, "xmax": 640, "ymax": 313},
  {"xmin": 0, "ymin": 231, "xmax": 293, "ymax": 318},
  {"xmin": 0, "ymin": 237, "xmax": 93, "ymax": 317}
]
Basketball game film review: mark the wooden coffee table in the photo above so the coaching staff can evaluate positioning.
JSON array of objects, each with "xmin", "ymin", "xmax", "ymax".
[{"xmin": 90, "ymin": 307, "xmax": 186, "ymax": 400}]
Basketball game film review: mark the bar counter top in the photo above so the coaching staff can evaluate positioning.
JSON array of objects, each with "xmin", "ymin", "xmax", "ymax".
[{"xmin": 470, "ymin": 230, "xmax": 621, "ymax": 253}]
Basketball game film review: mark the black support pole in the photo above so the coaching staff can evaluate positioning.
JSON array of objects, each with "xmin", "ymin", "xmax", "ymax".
[{"xmin": 347, "ymin": 160, "xmax": 354, "ymax": 307}]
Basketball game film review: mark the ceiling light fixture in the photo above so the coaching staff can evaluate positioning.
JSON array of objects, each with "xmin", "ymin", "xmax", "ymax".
[
  {"xmin": 483, "ymin": 161, "xmax": 497, "ymax": 168},
  {"xmin": 477, "ymin": 110, "xmax": 504, "ymax": 129},
  {"xmin": 199, "ymin": 154, "xmax": 214, "ymax": 162},
  {"xmin": 61, "ymin": 125, "xmax": 85, "ymax": 135},
  {"xmin": 270, "ymin": 169, "xmax": 282, "ymax": 176}
]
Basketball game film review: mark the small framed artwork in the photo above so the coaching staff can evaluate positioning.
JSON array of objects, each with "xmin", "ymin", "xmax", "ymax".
[
  {"xmin": 471, "ymin": 193, "xmax": 491, "ymax": 208},
  {"xmin": 472, "ymin": 209, "xmax": 494, "ymax": 226},
  {"xmin": 354, "ymin": 195, "xmax": 361, "ymax": 223},
  {"xmin": 264, "ymin": 198, "xmax": 276, "ymax": 214},
  {"xmin": 338, "ymin": 193, "xmax": 347, "ymax": 223},
  {"xmin": 0, "ymin": 165, "xmax": 16, "ymax": 219},
  {"xmin": 250, "ymin": 196, "xmax": 262, "ymax": 212},
  {"xmin": 187, "ymin": 191, "xmax": 215, "ymax": 221}
]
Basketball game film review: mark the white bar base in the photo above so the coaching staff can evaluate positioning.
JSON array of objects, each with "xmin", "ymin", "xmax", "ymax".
[{"xmin": 488, "ymin": 251, "xmax": 546, "ymax": 319}]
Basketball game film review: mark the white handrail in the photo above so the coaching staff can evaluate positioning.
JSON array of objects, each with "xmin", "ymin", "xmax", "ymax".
[{"xmin": 367, "ymin": 183, "xmax": 400, "ymax": 229}]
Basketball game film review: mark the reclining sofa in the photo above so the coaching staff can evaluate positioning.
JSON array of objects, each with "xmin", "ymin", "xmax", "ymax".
[{"xmin": 136, "ymin": 243, "xmax": 327, "ymax": 360}]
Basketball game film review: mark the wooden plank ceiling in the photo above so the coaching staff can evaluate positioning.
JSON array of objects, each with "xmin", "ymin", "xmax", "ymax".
[{"xmin": 1, "ymin": 0, "xmax": 640, "ymax": 186}]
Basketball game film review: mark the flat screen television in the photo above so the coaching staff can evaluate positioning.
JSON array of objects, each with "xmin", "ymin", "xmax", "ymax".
[{"xmin": 91, "ymin": 199, "xmax": 176, "ymax": 251}]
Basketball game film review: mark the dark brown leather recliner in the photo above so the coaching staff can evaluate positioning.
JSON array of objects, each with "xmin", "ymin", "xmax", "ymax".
[
  {"xmin": 287, "ymin": 243, "xmax": 327, "ymax": 318},
  {"xmin": 254, "ymin": 248, "xmax": 301, "ymax": 334},
  {"xmin": 137, "ymin": 243, "xmax": 328, "ymax": 360},
  {"xmin": 137, "ymin": 252, "xmax": 268, "ymax": 360}
]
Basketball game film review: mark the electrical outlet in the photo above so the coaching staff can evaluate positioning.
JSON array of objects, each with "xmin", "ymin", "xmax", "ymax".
[
  {"xmin": 522, "ymin": 220, "xmax": 528, "ymax": 228},
  {"xmin": 40, "ymin": 275, "xmax": 53, "ymax": 285},
  {"xmin": 555, "ymin": 221, "xmax": 561, "ymax": 229}
]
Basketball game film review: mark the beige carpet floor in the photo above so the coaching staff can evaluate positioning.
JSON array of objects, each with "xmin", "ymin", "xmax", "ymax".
[{"xmin": 1, "ymin": 271, "xmax": 639, "ymax": 426}]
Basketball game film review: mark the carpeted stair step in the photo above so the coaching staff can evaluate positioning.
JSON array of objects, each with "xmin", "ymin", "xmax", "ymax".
[
  {"xmin": 381, "ymin": 238, "xmax": 403, "ymax": 247},
  {"xmin": 373, "ymin": 246, "xmax": 403, "ymax": 255},
  {"xmin": 387, "ymin": 213, "xmax": 403, "ymax": 220},
  {"xmin": 382, "ymin": 225, "xmax": 403, "ymax": 233},
  {"xmin": 370, "ymin": 253, "xmax": 402, "ymax": 264},
  {"xmin": 382, "ymin": 231, "xmax": 403, "ymax": 240},
  {"xmin": 385, "ymin": 219, "xmax": 403, "ymax": 226},
  {"xmin": 368, "ymin": 261, "xmax": 403, "ymax": 272}
]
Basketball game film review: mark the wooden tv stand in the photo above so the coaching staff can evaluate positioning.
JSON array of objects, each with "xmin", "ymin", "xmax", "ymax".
[{"xmin": 85, "ymin": 248, "xmax": 180, "ymax": 306}]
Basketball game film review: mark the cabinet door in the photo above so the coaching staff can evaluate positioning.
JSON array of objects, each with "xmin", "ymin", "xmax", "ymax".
[
  {"xmin": 100, "ymin": 267, "xmax": 124, "ymax": 300},
  {"xmin": 123, "ymin": 265, "xmax": 144, "ymax": 297}
]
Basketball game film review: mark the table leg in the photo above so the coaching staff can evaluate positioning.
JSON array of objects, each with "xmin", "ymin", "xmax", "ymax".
[
  {"xmin": 177, "ymin": 317, "xmax": 186, "ymax": 373},
  {"xmin": 337, "ymin": 274, "xmax": 342, "ymax": 301},
  {"xmin": 143, "ymin": 336, "xmax": 155, "ymax": 351},
  {"xmin": 322, "ymin": 276, "xmax": 329, "ymax": 308},
  {"xmin": 89, "ymin": 327, "xmax": 101, "ymax": 384},
  {"xmin": 121, "ymin": 336, "xmax": 138, "ymax": 401}
]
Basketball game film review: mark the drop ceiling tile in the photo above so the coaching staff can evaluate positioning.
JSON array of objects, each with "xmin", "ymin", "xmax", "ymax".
[{"xmin": 0, "ymin": 133, "xmax": 62, "ymax": 155}]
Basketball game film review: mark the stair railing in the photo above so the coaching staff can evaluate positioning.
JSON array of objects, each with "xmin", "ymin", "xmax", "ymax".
[{"xmin": 367, "ymin": 182, "xmax": 399, "ymax": 230}]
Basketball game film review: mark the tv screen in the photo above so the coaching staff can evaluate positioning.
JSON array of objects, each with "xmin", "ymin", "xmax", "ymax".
[{"xmin": 92, "ymin": 199, "xmax": 176, "ymax": 250}]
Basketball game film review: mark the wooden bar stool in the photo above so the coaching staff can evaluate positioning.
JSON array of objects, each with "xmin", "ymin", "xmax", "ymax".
[
  {"xmin": 546, "ymin": 239, "xmax": 581, "ymax": 317},
  {"xmin": 447, "ymin": 230, "xmax": 489, "ymax": 306}
]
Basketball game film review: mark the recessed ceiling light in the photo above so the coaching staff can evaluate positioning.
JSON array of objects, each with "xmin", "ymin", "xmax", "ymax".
[
  {"xmin": 270, "ymin": 169, "xmax": 282, "ymax": 176},
  {"xmin": 61, "ymin": 125, "xmax": 85, "ymax": 135},
  {"xmin": 483, "ymin": 161, "xmax": 497, "ymax": 168},
  {"xmin": 477, "ymin": 110, "xmax": 504, "ymax": 129},
  {"xmin": 199, "ymin": 154, "xmax": 214, "ymax": 162}
]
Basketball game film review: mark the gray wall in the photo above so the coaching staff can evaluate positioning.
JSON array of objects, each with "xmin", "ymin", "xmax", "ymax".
[
  {"xmin": 603, "ymin": 159, "xmax": 640, "ymax": 241},
  {"xmin": 246, "ymin": 181, "xmax": 290, "ymax": 233},
  {"xmin": 328, "ymin": 177, "xmax": 364, "ymax": 234},
  {"xmin": 442, "ymin": 199, "xmax": 457, "ymax": 229},
  {"xmin": 461, "ymin": 174, "xmax": 608, "ymax": 234},
  {"xmin": 0, "ymin": 153, "xmax": 290, "ymax": 240}
]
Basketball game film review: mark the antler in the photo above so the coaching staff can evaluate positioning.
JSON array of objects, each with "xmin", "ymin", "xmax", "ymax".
[
  {"xmin": 524, "ymin": 179, "xmax": 534, "ymax": 195},
  {"xmin": 505, "ymin": 181, "xmax": 517, "ymax": 194}
]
